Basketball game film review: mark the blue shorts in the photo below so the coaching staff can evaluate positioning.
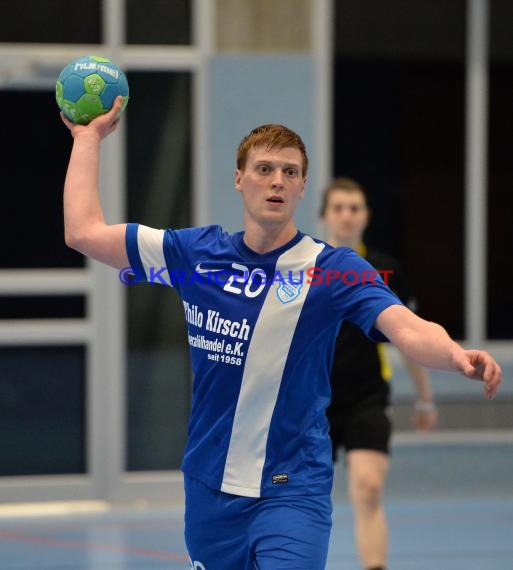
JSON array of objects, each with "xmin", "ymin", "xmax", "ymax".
[{"xmin": 184, "ymin": 476, "xmax": 332, "ymax": 570}]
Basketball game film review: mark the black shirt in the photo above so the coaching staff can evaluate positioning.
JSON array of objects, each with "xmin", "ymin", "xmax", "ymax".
[{"xmin": 329, "ymin": 246, "xmax": 416, "ymax": 409}]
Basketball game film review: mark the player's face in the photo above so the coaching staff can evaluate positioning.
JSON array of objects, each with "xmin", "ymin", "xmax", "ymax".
[
  {"xmin": 323, "ymin": 189, "xmax": 369, "ymax": 243},
  {"xmin": 235, "ymin": 146, "xmax": 306, "ymax": 228}
]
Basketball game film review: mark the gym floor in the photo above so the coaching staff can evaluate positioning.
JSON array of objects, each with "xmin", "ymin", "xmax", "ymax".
[{"xmin": 1, "ymin": 434, "xmax": 512, "ymax": 569}]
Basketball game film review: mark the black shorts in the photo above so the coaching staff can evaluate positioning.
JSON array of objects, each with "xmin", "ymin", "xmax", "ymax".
[{"xmin": 328, "ymin": 404, "xmax": 393, "ymax": 462}]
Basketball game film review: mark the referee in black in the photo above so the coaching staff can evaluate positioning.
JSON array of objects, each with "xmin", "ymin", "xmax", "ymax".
[{"xmin": 321, "ymin": 178, "xmax": 438, "ymax": 570}]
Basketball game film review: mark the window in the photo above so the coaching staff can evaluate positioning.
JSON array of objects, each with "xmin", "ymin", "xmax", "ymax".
[
  {"xmin": 333, "ymin": 0, "xmax": 466, "ymax": 337},
  {"xmin": 126, "ymin": 0, "xmax": 192, "ymax": 45},
  {"xmin": 0, "ymin": 0, "xmax": 101, "ymax": 43},
  {"xmin": 0, "ymin": 346, "xmax": 86, "ymax": 476},
  {"xmin": 125, "ymin": 72, "xmax": 192, "ymax": 470},
  {"xmin": 0, "ymin": 90, "xmax": 84, "ymax": 269},
  {"xmin": 487, "ymin": 0, "xmax": 513, "ymax": 339}
]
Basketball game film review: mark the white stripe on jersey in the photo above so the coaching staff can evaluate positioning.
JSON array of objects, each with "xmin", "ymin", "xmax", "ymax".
[
  {"xmin": 137, "ymin": 225, "xmax": 172, "ymax": 286},
  {"xmin": 220, "ymin": 235, "xmax": 325, "ymax": 497}
]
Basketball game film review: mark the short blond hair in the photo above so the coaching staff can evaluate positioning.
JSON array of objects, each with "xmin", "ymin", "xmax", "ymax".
[{"xmin": 236, "ymin": 124, "xmax": 308, "ymax": 176}]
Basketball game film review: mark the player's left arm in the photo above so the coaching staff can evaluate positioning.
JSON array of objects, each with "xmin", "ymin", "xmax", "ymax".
[{"xmin": 375, "ymin": 304, "xmax": 502, "ymax": 400}]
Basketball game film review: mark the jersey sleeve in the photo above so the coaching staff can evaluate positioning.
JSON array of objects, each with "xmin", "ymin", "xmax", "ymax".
[
  {"xmin": 330, "ymin": 248, "xmax": 403, "ymax": 342},
  {"xmin": 125, "ymin": 223, "xmax": 222, "ymax": 291},
  {"xmin": 125, "ymin": 223, "xmax": 171, "ymax": 285}
]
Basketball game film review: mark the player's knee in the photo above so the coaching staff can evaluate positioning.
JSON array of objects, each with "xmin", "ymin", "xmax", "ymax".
[{"xmin": 350, "ymin": 471, "xmax": 384, "ymax": 508}]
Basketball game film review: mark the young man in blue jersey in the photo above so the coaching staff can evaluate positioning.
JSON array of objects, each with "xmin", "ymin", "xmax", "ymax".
[
  {"xmin": 321, "ymin": 178, "xmax": 437, "ymax": 570},
  {"xmin": 61, "ymin": 97, "xmax": 501, "ymax": 570}
]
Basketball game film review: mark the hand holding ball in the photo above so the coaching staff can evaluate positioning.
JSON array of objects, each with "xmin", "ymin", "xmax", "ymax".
[{"xmin": 56, "ymin": 55, "xmax": 129, "ymax": 125}]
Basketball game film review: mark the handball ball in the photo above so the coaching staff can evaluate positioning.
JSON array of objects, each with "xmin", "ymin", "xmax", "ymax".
[{"xmin": 56, "ymin": 55, "xmax": 129, "ymax": 125}]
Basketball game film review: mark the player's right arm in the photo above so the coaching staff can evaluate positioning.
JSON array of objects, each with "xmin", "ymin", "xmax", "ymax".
[{"xmin": 62, "ymin": 96, "xmax": 128, "ymax": 269}]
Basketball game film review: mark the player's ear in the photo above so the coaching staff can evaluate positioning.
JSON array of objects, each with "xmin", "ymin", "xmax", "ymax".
[
  {"xmin": 298, "ymin": 177, "xmax": 306, "ymax": 200},
  {"xmin": 235, "ymin": 169, "xmax": 243, "ymax": 193}
]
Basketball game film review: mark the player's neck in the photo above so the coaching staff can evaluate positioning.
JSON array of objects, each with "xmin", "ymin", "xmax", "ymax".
[{"xmin": 243, "ymin": 219, "xmax": 298, "ymax": 254}]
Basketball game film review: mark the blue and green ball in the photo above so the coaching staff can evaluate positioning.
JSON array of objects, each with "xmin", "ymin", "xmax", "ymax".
[{"xmin": 56, "ymin": 55, "xmax": 129, "ymax": 125}]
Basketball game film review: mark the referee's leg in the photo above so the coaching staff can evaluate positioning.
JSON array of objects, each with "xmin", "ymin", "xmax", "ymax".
[{"xmin": 344, "ymin": 405, "xmax": 392, "ymax": 570}]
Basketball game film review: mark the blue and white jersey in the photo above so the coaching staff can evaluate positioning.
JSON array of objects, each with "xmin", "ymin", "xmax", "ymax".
[{"xmin": 126, "ymin": 224, "xmax": 401, "ymax": 498}]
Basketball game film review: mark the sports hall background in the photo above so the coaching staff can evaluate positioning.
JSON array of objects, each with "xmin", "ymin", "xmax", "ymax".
[{"xmin": 0, "ymin": 1, "xmax": 511, "ymax": 567}]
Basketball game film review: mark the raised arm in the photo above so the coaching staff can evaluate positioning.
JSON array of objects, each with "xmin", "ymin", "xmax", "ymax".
[
  {"xmin": 375, "ymin": 304, "xmax": 502, "ymax": 400},
  {"xmin": 62, "ymin": 96, "xmax": 128, "ymax": 269}
]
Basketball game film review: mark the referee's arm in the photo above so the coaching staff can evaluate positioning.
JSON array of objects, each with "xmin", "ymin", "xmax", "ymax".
[{"xmin": 375, "ymin": 305, "xmax": 501, "ymax": 400}]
